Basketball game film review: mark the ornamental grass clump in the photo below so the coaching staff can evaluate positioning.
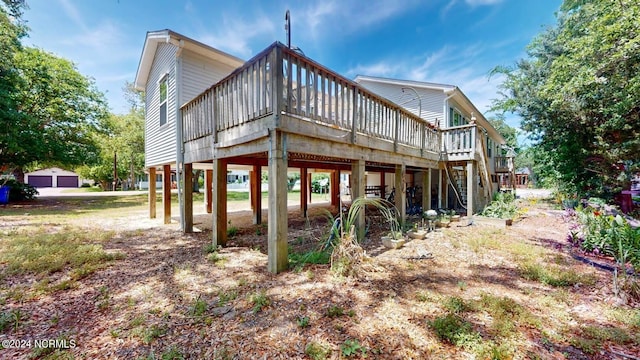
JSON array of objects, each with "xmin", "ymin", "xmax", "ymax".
[{"xmin": 330, "ymin": 197, "xmax": 398, "ymax": 278}]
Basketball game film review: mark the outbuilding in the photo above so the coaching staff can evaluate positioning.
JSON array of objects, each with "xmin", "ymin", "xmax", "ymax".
[{"xmin": 25, "ymin": 167, "xmax": 80, "ymax": 188}]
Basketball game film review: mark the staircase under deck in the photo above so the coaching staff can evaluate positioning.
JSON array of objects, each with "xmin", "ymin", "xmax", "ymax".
[{"xmin": 180, "ymin": 42, "xmax": 483, "ymax": 273}]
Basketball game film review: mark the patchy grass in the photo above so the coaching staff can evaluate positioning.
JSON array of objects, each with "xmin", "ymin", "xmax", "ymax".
[
  {"xmin": 1, "ymin": 194, "xmax": 639, "ymax": 359},
  {"xmin": 0, "ymin": 228, "xmax": 123, "ymax": 276}
]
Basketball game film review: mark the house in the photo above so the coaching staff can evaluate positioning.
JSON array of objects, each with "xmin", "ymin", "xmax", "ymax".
[
  {"xmin": 25, "ymin": 167, "xmax": 82, "ymax": 188},
  {"xmin": 354, "ymin": 76, "xmax": 508, "ymax": 209},
  {"xmin": 136, "ymin": 31, "xmax": 508, "ymax": 274},
  {"xmin": 134, "ymin": 29, "xmax": 245, "ymax": 223}
]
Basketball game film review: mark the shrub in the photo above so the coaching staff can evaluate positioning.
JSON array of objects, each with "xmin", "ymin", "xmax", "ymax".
[
  {"xmin": 305, "ymin": 341, "xmax": 331, "ymax": 360},
  {"xmin": 575, "ymin": 207, "xmax": 640, "ymax": 270},
  {"xmin": 2, "ymin": 179, "xmax": 38, "ymax": 201},
  {"xmin": 481, "ymin": 191, "xmax": 517, "ymax": 219},
  {"xmin": 429, "ymin": 313, "xmax": 480, "ymax": 346}
]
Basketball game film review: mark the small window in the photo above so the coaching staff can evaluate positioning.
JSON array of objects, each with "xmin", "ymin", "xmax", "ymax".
[
  {"xmin": 159, "ymin": 75, "xmax": 168, "ymax": 126},
  {"xmin": 487, "ymin": 137, "xmax": 492, "ymax": 158}
]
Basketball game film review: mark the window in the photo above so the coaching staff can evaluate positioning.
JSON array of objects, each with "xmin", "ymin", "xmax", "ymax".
[
  {"xmin": 449, "ymin": 107, "xmax": 468, "ymax": 127},
  {"xmin": 487, "ymin": 137, "xmax": 492, "ymax": 158},
  {"xmin": 159, "ymin": 75, "xmax": 168, "ymax": 126}
]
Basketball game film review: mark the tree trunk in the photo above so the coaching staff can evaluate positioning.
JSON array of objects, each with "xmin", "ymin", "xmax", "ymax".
[{"xmin": 12, "ymin": 167, "xmax": 24, "ymax": 183}]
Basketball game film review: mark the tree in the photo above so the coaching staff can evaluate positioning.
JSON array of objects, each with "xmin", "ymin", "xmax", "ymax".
[
  {"xmin": 0, "ymin": 1, "xmax": 26, "ymax": 178},
  {"xmin": 492, "ymin": 0, "xmax": 640, "ymax": 198},
  {"xmin": 76, "ymin": 85, "xmax": 145, "ymax": 190},
  {"xmin": 1, "ymin": 2, "xmax": 109, "ymax": 182},
  {"xmin": 486, "ymin": 114, "xmax": 517, "ymax": 151}
]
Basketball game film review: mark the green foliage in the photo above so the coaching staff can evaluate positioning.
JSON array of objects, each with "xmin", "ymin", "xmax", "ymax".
[
  {"xmin": 492, "ymin": 0, "xmax": 640, "ymax": 197},
  {"xmin": 326, "ymin": 305, "xmax": 344, "ymax": 317},
  {"xmin": 0, "ymin": 308, "xmax": 25, "ymax": 332},
  {"xmin": 428, "ymin": 314, "xmax": 480, "ymax": 346},
  {"xmin": 226, "ymin": 226, "xmax": 239, "ymax": 238},
  {"xmin": 1, "ymin": 178, "xmax": 38, "ymax": 200},
  {"xmin": 305, "ymin": 341, "xmax": 331, "ymax": 360},
  {"xmin": 76, "ymin": 110, "xmax": 144, "ymax": 190},
  {"xmin": 288, "ymin": 249, "xmax": 331, "ymax": 269},
  {"xmin": 0, "ymin": 229, "xmax": 122, "ymax": 275},
  {"xmin": 188, "ymin": 297, "xmax": 208, "ymax": 318},
  {"xmin": 296, "ymin": 315, "xmax": 310, "ymax": 328},
  {"xmin": 481, "ymin": 191, "xmax": 517, "ymax": 219},
  {"xmin": 5, "ymin": 47, "xmax": 108, "ymax": 171},
  {"xmin": 311, "ymin": 173, "xmax": 329, "ymax": 193},
  {"xmin": 340, "ymin": 339, "xmax": 366, "ymax": 357},
  {"xmin": 575, "ymin": 207, "xmax": 640, "ymax": 270},
  {"xmin": 250, "ymin": 291, "xmax": 270, "ymax": 313},
  {"xmin": 443, "ymin": 296, "xmax": 469, "ymax": 314},
  {"xmin": 488, "ymin": 115, "xmax": 518, "ymax": 151},
  {"xmin": 519, "ymin": 261, "xmax": 594, "ymax": 287}
]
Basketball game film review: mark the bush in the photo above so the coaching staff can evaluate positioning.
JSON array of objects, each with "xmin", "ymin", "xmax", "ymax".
[
  {"xmin": 481, "ymin": 191, "xmax": 517, "ymax": 219},
  {"xmin": 2, "ymin": 179, "xmax": 38, "ymax": 201},
  {"xmin": 575, "ymin": 207, "xmax": 640, "ymax": 270}
]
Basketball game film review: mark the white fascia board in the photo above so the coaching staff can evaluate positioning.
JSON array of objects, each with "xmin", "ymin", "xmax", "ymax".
[{"xmin": 134, "ymin": 31, "xmax": 171, "ymax": 91}]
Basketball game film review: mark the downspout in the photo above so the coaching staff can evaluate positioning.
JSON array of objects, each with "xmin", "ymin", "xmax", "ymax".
[
  {"xmin": 440, "ymin": 89, "xmax": 457, "ymax": 208},
  {"xmin": 175, "ymin": 39, "xmax": 185, "ymax": 231}
]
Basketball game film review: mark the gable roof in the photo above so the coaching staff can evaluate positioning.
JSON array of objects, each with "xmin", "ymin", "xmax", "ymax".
[
  {"xmin": 134, "ymin": 29, "xmax": 245, "ymax": 91},
  {"xmin": 354, "ymin": 75, "xmax": 505, "ymax": 145}
]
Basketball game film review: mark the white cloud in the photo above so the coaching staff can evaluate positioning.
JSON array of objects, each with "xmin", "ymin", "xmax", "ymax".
[
  {"xmin": 298, "ymin": 0, "xmax": 421, "ymax": 42},
  {"xmin": 58, "ymin": 0, "xmax": 87, "ymax": 31},
  {"xmin": 465, "ymin": 0, "xmax": 503, "ymax": 5},
  {"xmin": 345, "ymin": 43, "xmax": 505, "ymax": 114},
  {"xmin": 195, "ymin": 14, "xmax": 276, "ymax": 59}
]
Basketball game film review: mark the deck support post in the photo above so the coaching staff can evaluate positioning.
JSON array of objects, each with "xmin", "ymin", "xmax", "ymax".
[
  {"xmin": 184, "ymin": 163, "xmax": 193, "ymax": 233},
  {"xmin": 300, "ymin": 167, "xmax": 308, "ymax": 217},
  {"xmin": 205, "ymin": 169, "xmax": 213, "ymax": 214},
  {"xmin": 268, "ymin": 130, "xmax": 288, "ymax": 274},
  {"xmin": 439, "ymin": 167, "xmax": 444, "ymax": 209},
  {"xmin": 330, "ymin": 170, "xmax": 340, "ymax": 206},
  {"xmin": 422, "ymin": 169, "xmax": 431, "ymax": 211},
  {"xmin": 251, "ymin": 166, "xmax": 262, "ymax": 224},
  {"xmin": 212, "ymin": 159, "xmax": 227, "ymax": 246},
  {"xmin": 162, "ymin": 164, "xmax": 171, "ymax": 224},
  {"xmin": 308, "ymin": 175, "xmax": 313, "ymax": 204},
  {"xmin": 149, "ymin": 167, "xmax": 156, "ymax": 219},
  {"xmin": 351, "ymin": 159, "xmax": 366, "ymax": 240},
  {"xmin": 466, "ymin": 161, "xmax": 475, "ymax": 218},
  {"xmin": 395, "ymin": 164, "xmax": 406, "ymax": 223},
  {"xmin": 380, "ymin": 171, "xmax": 386, "ymax": 199}
]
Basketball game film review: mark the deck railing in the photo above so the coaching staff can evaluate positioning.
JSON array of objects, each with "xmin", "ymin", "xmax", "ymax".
[
  {"xmin": 494, "ymin": 156, "xmax": 511, "ymax": 173},
  {"xmin": 441, "ymin": 124, "xmax": 476, "ymax": 157},
  {"xmin": 181, "ymin": 42, "xmax": 441, "ymax": 155}
]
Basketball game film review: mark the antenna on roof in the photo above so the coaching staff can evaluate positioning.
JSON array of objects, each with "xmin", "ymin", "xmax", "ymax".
[{"xmin": 285, "ymin": 10, "xmax": 291, "ymax": 48}]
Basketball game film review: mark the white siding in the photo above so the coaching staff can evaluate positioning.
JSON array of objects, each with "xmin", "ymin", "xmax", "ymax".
[
  {"xmin": 357, "ymin": 80, "xmax": 446, "ymax": 127},
  {"xmin": 181, "ymin": 50, "xmax": 238, "ymax": 105},
  {"xmin": 145, "ymin": 43, "xmax": 178, "ymax": 167}
]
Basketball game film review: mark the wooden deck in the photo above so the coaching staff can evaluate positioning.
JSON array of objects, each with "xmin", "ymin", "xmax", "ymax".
[{"xmin": 177, "ymin": 42, "xmax": 486, "ymax": 273}]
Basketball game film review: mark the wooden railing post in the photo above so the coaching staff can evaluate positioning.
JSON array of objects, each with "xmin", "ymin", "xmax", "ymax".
[
  {"xmin": 272, "ymin": 45, "xmax": 284, "ymax": 124},
  {"xmin": 421, "ymin": 122, "xmax": 426, "ymax": 157},
  {"xmin": 394, "ymin": 108, "xmax": 400, "ymax": 152},
  {"xmin": 351, "ymin": 88, "xmax": 358, "ymax": 144}
]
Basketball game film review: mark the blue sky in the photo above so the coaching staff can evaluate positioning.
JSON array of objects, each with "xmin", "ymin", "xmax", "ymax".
[{"xmin": 23, "ymin": 0, "xmax": 560, "ymax": 130}]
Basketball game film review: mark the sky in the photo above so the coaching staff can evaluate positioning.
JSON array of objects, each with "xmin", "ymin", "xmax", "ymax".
[{"xmin": 22, "ymin": 0, "xmax": 561, "ymax": 131}]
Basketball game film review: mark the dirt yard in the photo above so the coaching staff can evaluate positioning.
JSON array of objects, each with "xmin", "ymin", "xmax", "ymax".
[{"xmin": 0, "ymin": 194, "xmax": 638, "ymax": 359}]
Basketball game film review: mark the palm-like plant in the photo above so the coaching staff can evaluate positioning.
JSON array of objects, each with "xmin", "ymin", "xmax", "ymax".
[{"xmin": 330, "ymin": 196, "xmax": 400, "ymax": 277}]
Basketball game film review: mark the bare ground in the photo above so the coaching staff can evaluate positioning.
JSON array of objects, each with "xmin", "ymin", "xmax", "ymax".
[{"xmin": 0, "ymin": 196, "xmax": 639, "ymax": 359}]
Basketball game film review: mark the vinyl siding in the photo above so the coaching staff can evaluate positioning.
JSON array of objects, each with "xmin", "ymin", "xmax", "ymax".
[
  {"xmin": 145, "ymin": 43, "xmax": 178, "ymax": 167},
  {"xmin": 356, "ymin": 80, "xmax": 445, "ymax": 127},
  {"xmin": 181, "ymin": 50, "xmax": 238, "ymax": 105}
]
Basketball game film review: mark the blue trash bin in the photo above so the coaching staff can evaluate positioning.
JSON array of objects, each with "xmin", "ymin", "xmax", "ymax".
[{"xmin": 0, "ymin": 185, "xmax": 9, "ymax": 204}]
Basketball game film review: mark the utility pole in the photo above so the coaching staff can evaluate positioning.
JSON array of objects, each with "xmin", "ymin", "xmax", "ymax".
[{"xmin": 113, "ymin": 151, "xmax": 117, "ymax": 191}]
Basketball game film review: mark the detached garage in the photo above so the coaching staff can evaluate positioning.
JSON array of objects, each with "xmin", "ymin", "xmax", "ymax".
[{"xmin": 25, "ymin": 167, "xmax": 80, "ymax": 188}]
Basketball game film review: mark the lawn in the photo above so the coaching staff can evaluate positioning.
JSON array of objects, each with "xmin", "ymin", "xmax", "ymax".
[{"xmin": 0, "ymin": 194, "xmax": 638, "ymax": 359}]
